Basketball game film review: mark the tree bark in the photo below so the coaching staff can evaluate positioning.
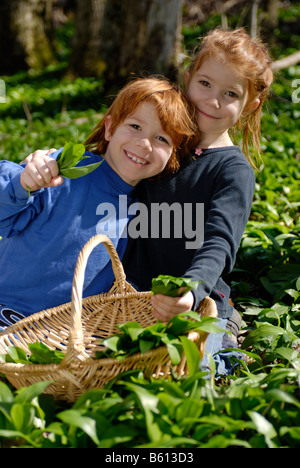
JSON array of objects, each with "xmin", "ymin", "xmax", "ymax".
[
  {"xmin": 0, "ymin": 0, "xmax": 56, "ymax": 74},
  {"xmin": 68, "ymin": 0, "xmax": 183, "ymax": 88}
]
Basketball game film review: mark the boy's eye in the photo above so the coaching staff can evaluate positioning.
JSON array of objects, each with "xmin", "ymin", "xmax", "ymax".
[{"xmin": 130, "ymin": 123, "xmax": 141, "ymax": 130}]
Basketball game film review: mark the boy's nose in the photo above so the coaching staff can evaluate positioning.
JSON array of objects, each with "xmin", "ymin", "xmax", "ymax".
[{"xmin": 136, "ymin": 138, "xmax": 152, "ymax": 152}]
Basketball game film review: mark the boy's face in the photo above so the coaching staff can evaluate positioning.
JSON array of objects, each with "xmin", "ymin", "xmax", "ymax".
[
  {"xmin": 103, "ymin": 102, "xmax": 174, "ymax": 186},
  {"xmin": 186, "ymin": 57, "xmax": 249, "ymax": 147}
]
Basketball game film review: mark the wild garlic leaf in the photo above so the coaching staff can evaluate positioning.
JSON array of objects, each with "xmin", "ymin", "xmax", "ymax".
[
  {"xmin": 57, "ymin": 142, "xmax": 86, "ymax": 169},
  {"xmin": 57, "ymin": 142, "xmax": 103, "ymax": 179},
  {"xmin": 0, "ymin": 345, "xmax": 28, "ymax": 364},
  {"xmin": 0, "ymin": 342, "xmax": 65, "ymax": 365},
  {"xmin": 59, "ymin": 160, "xmax": 103, "ymax": 179},
  {"xmin": 151, "ymin": 275, "xmax": 202, "ymax": 297}
]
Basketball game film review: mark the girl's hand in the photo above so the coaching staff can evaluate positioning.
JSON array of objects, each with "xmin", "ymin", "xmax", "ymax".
[
  {"xmin": 20, "ymin": 149, "xmax": 63, "ymax": 193},
  {"xmin": 151, "ymin": 290, "xmax": 194, "ymax": 322}
]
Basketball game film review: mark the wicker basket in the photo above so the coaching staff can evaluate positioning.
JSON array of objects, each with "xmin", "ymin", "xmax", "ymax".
[{"xmin": 0, "ymin": 235, "xmax": 217, "ymax": 402}]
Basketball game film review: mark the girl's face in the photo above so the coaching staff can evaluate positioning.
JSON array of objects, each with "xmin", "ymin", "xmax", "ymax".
[
  {"xmin": 104, "ymin": 101, "xmax": 174, "ymax": 186},
  {"xmin": 186, "ymin": 57, "xmax": 249, "ymax": 148}
]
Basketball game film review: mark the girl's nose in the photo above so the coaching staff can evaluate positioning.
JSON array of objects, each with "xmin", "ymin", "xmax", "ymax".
[{"xmin": 207, "ymin": 91, "xmax": 221, "ymax": 109}]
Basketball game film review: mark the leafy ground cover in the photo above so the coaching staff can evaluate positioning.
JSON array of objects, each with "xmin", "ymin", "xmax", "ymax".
[{"xmin": 0, "ymin": 25, "xmax": 299, "ymax": 448}]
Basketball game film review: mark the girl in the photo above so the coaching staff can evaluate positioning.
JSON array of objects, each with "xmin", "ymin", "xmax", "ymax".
[
  {"xmin": 0, "ymin": 77, "xmax": 199, "ymax": 328},
  {"xmin": 124, "ymin": 28, "xmax": 274, "ymax": 375}
]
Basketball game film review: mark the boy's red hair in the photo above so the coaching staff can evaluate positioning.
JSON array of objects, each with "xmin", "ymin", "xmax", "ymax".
[{"xmin": 85, "ymin": 77, "xmax": 199, "ymax": 175}]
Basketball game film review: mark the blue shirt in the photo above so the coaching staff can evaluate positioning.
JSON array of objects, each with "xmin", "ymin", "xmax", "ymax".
[{"xmin": 0, "ymin": 149, "xmax": 136, "ymax": 319}]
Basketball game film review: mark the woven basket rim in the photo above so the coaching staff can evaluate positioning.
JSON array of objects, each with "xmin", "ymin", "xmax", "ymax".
[{"xmin": 0, "ymin": 289, "xmax": 152, "ymax": 338}]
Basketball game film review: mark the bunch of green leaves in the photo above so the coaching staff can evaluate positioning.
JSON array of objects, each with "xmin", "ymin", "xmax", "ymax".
[
  {"xmin": 229, "ymin": 223, "xmax": 300, "ymax": 307},
  {"xmin": 56, "ymin": 141, "xmax": 103, "ymax": 178},
  {"xmin": 0, "ymin": 313, "xmax": 220, "ymax": 368},
  {"xmin": 0, "ymin": 342, "xmax": 65, "ymax": 365},
  {"xmin": 96, "ymin": 312, "xmax": 220, "ymax": 366},
  {"xmin": 151, "ymin": 275, "xmax": 201, "ymax": 297},
  {"xmin": 0, "ymin": 381, "xmax": 53, "ymax": 448},
  {"xmin": 26, "ymin": 141, "xmax": 103, "ymax": 195},
  {"xmin": 2, "ymin": 364, "xmax": 298, "ymax": 448}
]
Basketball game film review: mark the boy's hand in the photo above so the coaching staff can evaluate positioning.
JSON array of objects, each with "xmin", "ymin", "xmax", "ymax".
[
  {"xmin": 20, "ymin": 149, "xmax": 64, "ymax": 193},
  {"xmin": 151, "ymin": 290, "xmax": 194, "ymax": 322}
]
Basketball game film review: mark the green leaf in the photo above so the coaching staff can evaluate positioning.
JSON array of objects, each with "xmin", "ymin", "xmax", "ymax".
[
  {"xmin": 57, "ymin": 142, "xmax": 86, "ymax": 169},
  {"xmin": 180, "ymin": 335, "xmax": 201, "ymax": 375},
  {"xmin": 248, "ymin": 411, "xmax": 277, "ymax": 447},
  {"xmin": 15, "ymin": 381, "xmax": 52, "ymax": 403},
  {"xmin": 0, "ymin": 346, "xmax": 28, "ymax": 364},
  {"xmin": 117, "ymin": 322, "xmax": 144, "ymax": 342},
  {"xmin": 164, "ymin": 340, "xmax": 182, "ymax": 365},
  {"xmin": 59, "ymin": 160, "xmax": 103, "ymax": 179},
  {"xmin": 166, "ymin": 312, "xmax": 200, "ymax": 336},
  {"xmin": 57, "ymin": 409, "xmax": 100, "ymax": 446},
  {"xmin": 101, "ymin": 335, "xmax": 121, "ymax": 353},
  {"xmin": 27, "ymin": 342, "xmax": 65, "ymax": 364},
  {"xmin": 241, "ymin": 323, "xmax": 285, "ymax": 349},
  {"xmin": 139, "ymin": 339, "xmax": 156, "ymax": 354},
  {"xmin": 10, "ymin": 403, "xmax": 35, "ymax": 433},
  {"xmin": 57, "ymin": 142, "xmax": 103, "ymax": 179},
  {"xmin": 151, "ymin": 275, "xmax": 201, "ymax": 297},
  {"xmin": 0, "ymin": 382, "xmax": 14, "ymax": 403},
  {"xmin": 119, "ymin": 381, "xmax": 162, "ymax": 443},
  {"xmin": 265, "ymin": 388, "xmax": 300, "ymax": 407}
]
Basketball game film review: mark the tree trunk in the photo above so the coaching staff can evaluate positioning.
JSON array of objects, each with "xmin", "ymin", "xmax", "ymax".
[
  {"xmin": 68, "ymin": 0, "xmax": 183, "ymax": 88},
  {"xmin": 0, "ymin": 0, "xmax": 56, "ymax": 74}
]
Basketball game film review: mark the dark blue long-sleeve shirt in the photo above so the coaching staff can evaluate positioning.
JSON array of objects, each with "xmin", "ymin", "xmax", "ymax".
[{"xmin": 123, "ymin": 146, "xmax": 255, "ymax": 318}]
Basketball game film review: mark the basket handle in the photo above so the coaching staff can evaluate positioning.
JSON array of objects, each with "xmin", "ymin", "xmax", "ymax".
[{"xmin": 64, "ymin": 234, "xmax": 128, "ymax": 362}]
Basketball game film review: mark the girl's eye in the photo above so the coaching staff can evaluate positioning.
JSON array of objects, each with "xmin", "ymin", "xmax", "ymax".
[
  {"xmin": 226, "ymin": 90, "xmax": 239, "ymax": 98},
  {"xmin": 157, "ymin": 135, "xmax": 171, "ymax": 145}
]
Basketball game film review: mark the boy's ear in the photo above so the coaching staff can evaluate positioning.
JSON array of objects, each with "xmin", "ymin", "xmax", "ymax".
[
  {"xmin": 104, "ymin": 115, "xmax": 112, "ymax": 141},
  {"xmin": 245, "ymin": 98, "xmax": 260, "ymax": 115}
]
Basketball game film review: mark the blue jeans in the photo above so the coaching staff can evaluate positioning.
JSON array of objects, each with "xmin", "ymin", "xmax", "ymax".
[{"xmin": 201, "ymin": 317, "xmax": 242, "ymax": 376}]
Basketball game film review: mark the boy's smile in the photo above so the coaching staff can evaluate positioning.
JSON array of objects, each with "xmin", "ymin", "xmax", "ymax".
[
  {"xmin": 103, "ymin": 101, "xmax": 173, "ymax": 186},
  {"xmin": 125, "ymin": 151, "xmax": 148, "ymax": 165}
]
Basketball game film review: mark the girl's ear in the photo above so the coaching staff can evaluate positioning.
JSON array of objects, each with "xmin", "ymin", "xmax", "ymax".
[
  {"xmin": 104, "ymin": 115, "xmax": 112, "ymax": 141},
  {"xmin": 244, "ymin": 98, "xmax": 261, "ymax": 116}
]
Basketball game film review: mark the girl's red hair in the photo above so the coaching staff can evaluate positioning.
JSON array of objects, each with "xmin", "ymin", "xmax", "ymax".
[{"xmin": 186, "ymin": 28, "xmax": 273, "ymax": 167}]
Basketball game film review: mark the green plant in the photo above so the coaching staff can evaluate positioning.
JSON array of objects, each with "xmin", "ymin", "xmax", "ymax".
[
  {"xmin": 151, "ymin": 275, "xmax": 201, "ymax": 297},
  {"xmin": 56, "ymin": 141, "xmax": 103, "ymax": 178},
  {"xmin": 0, "ymin": 16, "xmax": 300, "ymax": 448}
]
